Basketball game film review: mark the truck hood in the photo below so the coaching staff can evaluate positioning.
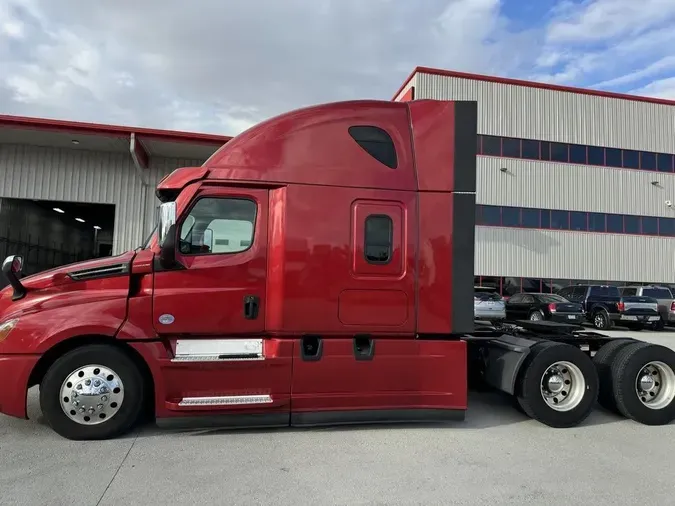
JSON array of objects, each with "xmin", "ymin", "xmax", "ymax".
[{"xmin": 14, "ymin": 251, "xmax": 136, "ymax": 291}]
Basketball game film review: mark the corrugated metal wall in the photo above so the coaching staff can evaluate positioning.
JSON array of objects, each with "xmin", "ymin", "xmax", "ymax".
[
  {"xmin": 476, "ymin": 226, "xmax": 675, "ymax": 283},
  {"xmin": 414, "ymin": 71, "xmax": 675, "ymax": 283},
  {"xmin": 477, "ymin": 156, "xmax": 675, "ymax": 217},
  {"xmin": 417, "ymin": 73, "xmax": 675, "ymax": 152},
  {"xmin": 0, "ymin": 144, "xmax": 204, "ymax": 255}
]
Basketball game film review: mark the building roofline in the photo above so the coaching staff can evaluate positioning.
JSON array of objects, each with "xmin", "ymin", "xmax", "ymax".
[
  {"xmin": 0, "ymin": 114, "xmax": 233, "ymax": 145},
  {"xmin": 392, "ymin": 66, "xmax": 675, "ymax": 107}
]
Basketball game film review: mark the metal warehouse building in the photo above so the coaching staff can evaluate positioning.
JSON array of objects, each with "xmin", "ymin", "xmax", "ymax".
[
  {"xmin": 394, "ymin": 67, "xmax": 675, "ymax": 296},
  {"xmin": 0, "ymin": 116, "xmax": 229, "ymax": 278}
]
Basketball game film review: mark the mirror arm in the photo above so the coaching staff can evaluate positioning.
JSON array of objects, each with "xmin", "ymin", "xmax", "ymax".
[{"xmin": 2, "ymin": 256, "xmax": 26, "ymax": 301}]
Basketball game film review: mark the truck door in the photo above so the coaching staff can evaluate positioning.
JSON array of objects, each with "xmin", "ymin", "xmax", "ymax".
[
  {"xmin": 153, "ymin": 186, "xmax": 268, "ymax": 335},
  {"xmin": 153, "ymin": 187, "xmax": 292, "ymax": 418}
]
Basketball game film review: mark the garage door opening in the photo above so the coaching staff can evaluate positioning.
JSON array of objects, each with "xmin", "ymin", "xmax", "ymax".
[{"xmin": 0, "ymin": 198, "xmax": 115, "ymax": 279}]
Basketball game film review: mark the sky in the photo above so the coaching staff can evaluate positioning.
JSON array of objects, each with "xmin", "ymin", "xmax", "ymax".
[{"xmin": 1, "ymin": 0, "xmax": 675, "ymax": 136}]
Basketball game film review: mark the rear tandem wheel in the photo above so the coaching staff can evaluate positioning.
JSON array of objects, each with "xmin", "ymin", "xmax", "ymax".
[
  {"xmin": 515, "ymin": 341, "xmax": 599, "ymax": 428},
  {"xmin": 609, "ymin": 342, "xmax": 675, "ymax": 425}
]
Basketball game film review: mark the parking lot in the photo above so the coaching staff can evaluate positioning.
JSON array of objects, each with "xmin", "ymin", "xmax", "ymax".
[{"xmin": 1, "ymin": 330, "xmax": 674, "ymax": 506}]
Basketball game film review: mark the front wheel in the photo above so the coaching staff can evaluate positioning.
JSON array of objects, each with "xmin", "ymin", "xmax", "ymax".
[
  {"xmin": 39, "ymin": 344, "xmax": 146, "ymax": 440},
  {"xmin": 516, "ymin": 342, "xmax": 598, "ymax": 428}
]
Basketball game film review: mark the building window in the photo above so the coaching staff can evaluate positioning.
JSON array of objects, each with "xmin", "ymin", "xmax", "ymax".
[
  {"xmin": 521, "ymin": 140, "xmax": 539, "ymax": 160},
  {"xmin": 640, "ymin": 152, "xmax": 656, "ymax": 171},
  {"xmin": 587, "ymin": 146, "xmax": 604, "ymax": 166},
  {"xmin": 348, "ymin": 126, "xmax": 398, "ymax": 169},
  {"xmin": 623, "ymin": 150, "xmax": 639, "ymax": 169},
  {"xmin": 551, "ymin": 210, "xmax": 569, "ymax": 230},
  {"xmin": 660, "ymin": 217, "xmax": 675, "ymax": 236},
  {"xmin": 589, "ymin": 212, "xmax": 606, "ymax": 233},
  {"xmin": 476, "ymin": 204, "xmax": 675, "ymax": 238},
  {"xmin": 364, "ymin": 214, "xmax": 393, "ymax": 264},
  {"xmin": 481, "ymin": 205, "xmax": 501, "ymax": 226},
  {"xmin": 657, "ymin": 154, "xmax": 673, "ymax": 173},
  {"xmin": 642, "ymin": 216, "xmax": 658, "ymax": 235},
  {"xmin": 540, "ymin": 141, "xmax": 551, "ymax": 161},
  {"xmin": 474, "ymin": 134, "xmax": 675, "ymax": 174},
  {"xmin": 501, "ymin": 206, "xmax": 521, "ymax": 227},
  {"xmin": 179, "ymin": 198, "xmax": 256, "ymax": 255},
  {"xmin": 624, "ymin": 215, "xmax": 640, "ymax": 234},
  {"xmin": 570, "ymin": 211, "xmax": 587, "ymax": 231},
  {"xmin": 605, "ymin": 148, "xmax": 622, "ymax": 168},
  {"xmin": 550, "ymin": 143, "xmax": 569, "ymax": 163},
  {"xmin": 521, "ymin": 207, "xmax": 540, "ymax": 228},
  {"xmin": 482, "ymin": 135, "xmax": 502, "ymax": 156},
  {"xmin": 606, "ymin": 214, "xmax": 623, "ymax": 233},
  {"xmin": 569, "ymin": 145, "xmax": 587, "ymax": 165},
  {"xmin": 502, "ymin": 138, "xmax": 521, "ymax": 158}
]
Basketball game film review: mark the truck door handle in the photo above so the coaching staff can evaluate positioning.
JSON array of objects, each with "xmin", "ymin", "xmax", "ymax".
[
  {"xmin": 243, "ymin": 295, "xmax": 260, "ymax": 320},
  {"xmin": 353, "ymin": 335, "xmax": 375, "ymax": 361}
]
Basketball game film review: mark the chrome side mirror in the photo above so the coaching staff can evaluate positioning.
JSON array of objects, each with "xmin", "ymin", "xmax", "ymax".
[
  {"xmin": 158, "ymin": 202, "xmax": 176, "ymax": 248},
  {"xmin": 158, "ymin": 202, "xmax": 177, "ymax": 268}
]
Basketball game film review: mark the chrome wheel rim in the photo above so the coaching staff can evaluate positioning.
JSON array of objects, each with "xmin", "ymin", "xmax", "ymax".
[
  {"xmin": 530, "ymin": 312, "xmax": 542, "ymax": 321},
  {"xmin": 60, "ymin": 364, "xmax": 124, "ymax": 425},
  {"xmin": 635, "ymin": 361, "xmax": 675, "ymax": 410},
  {"xmin": 540, "ymin": 361, "xmax": 585, "ymax": 412},
  {"xmin": 594, "ymin": 314, "xmax": 605, "ymax": 327}
]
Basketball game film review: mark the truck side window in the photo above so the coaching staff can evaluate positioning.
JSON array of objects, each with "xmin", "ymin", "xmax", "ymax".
[
  {"xmin": 348, "ymin": 126, "xmax": 398, "ymax": 169},
  {"xmin": 364, "ymin": 214, "xmax": 393, "ymax": 264},
  {"xmin": 179, "ymin": 197, "xmax": 257, "ymax": 255}
]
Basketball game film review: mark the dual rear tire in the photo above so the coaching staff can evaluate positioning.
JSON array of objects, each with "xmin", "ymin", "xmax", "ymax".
[
  {"xmin": 514, "ymin": 339, "xmax": 675, "ymax": 428},
  {"xmin": 515, "ymin": 342, "xmax": 598, "ymax": 428},
  {"xmin": 593, "ymin": 340, "xmax": 675, "ymax": 425}
]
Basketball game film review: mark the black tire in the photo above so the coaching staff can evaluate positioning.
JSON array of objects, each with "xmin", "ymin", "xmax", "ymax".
[
  {"xmin": 653, "ymin": 319, "xmax": 666, "ymax": 331},
  {"xmin": 516, "ymin": 341, "xmax": 598, "ymax": 428},
  {"xmin": 592, "ymin": 339, "xmax": 635, "ymax": 413},
  {"xmin": 592, "ymin": 310, "xmax": 611, "ymax": 330},
  {"xmin": 611, "ymin": 342, "xmax": 675, "ymax": 426},
  {"xmin": 529, "ymin": 310, "xmax": 545, "ymax": 321},
  {"xmin": 39, "ymin": 344, "xmax": 146, "ymax": 440}
]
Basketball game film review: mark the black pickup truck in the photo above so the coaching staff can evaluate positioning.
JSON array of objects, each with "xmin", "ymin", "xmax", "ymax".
[{"xmin": 556, "ymin": 284, "xmax": 660, "ymax": 330}]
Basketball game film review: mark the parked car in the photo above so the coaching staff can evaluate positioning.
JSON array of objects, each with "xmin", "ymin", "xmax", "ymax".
[
  {"xmin": 556, "ymin": 284, "xmax": 660, "ymax": 330},
  {"xmin": 473, "ymin": 286, "xmax": 506, "ymax": 321},
  {"xmin": 620, "ymin": 285, "xmax": 675, "ymax": 330},
  {"xmin": 505, "ymin": 292, "xmax": 585, "ymax": 323}
]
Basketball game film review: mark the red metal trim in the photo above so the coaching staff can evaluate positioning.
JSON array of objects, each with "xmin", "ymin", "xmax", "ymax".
[
  {"xmin": 392, "ymin": 66, "xmax": 675, "ymax": 107},
  {"xmin": 0, "ymin": 114, "xmax": 232, "ymax": 146}
]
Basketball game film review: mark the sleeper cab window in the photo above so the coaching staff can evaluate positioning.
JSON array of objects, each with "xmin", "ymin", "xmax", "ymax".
[
  {"xmin": 178, "ymin": 197, "xmax": 257, "ymax": 255},
  {"xmin": 364, "ymin": 214, "xmax": 393, "ymax": 264},
  {"xmin": 348, "ymin": 125, "xmax": 398, "ymax": 169}
]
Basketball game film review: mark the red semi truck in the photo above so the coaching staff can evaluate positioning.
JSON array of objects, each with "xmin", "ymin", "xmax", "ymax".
[{"xmin": 1, "ymin": 99, "xmax": 674, "ymax": 440}]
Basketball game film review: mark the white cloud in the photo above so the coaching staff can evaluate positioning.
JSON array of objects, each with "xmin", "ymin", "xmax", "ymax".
[
  {"xmin": 630, "ymin": 78, "xmax": 675, "ymax": 100},
  {"xmin": 531, "ymin": 0, "xmax": 675, "ymax": 90},
  {"xmin": 0, "ymin": 0, "xmax": 674, "ymax": 136}
]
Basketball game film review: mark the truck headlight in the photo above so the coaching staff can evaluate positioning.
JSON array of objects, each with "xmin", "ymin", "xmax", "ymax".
[{"xmin": 0, "ymin": 318, "xmax": 18, "ymax": 343}]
